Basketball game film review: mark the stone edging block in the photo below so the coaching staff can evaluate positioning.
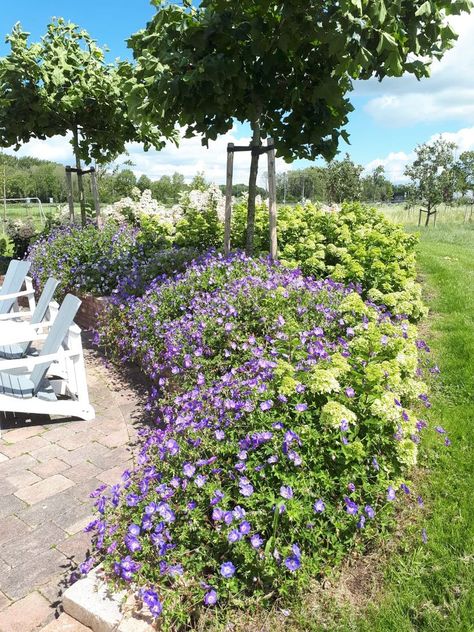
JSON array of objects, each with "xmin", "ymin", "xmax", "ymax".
[{"xmin": 63, "ymin": 567, "xmax": 155, "ymax": 631}]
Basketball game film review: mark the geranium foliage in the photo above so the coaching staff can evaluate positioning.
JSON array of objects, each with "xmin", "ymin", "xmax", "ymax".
[
  {"xmin": 27, "ymin": 222, "xmax": 198, "ymax": 298},
  {"xmin": 87, "ymin": 252, "xmax": 439, "ymax": 626}
]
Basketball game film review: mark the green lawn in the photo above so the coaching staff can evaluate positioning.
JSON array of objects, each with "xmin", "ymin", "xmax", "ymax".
[
  {"xmin": 377, "ymin": 203, "xmax": 472, "ymax": 226},
  {"xmin": 321, "ymin": 223, "xmax": 474, "ymax": 632},
  {"xmin": 0, "ymin": 202, "xmax": 53, "ymax": 232}
]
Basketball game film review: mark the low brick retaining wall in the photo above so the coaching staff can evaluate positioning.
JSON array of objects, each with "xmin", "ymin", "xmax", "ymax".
[{"xmin": 76, "ymin": 295, "xmax": 110, "ymax": 330}]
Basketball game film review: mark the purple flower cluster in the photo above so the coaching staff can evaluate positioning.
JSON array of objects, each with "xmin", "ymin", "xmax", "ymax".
[{"xmin": 84, "ymin": 252, "xmax": 428, "ymax": 621}]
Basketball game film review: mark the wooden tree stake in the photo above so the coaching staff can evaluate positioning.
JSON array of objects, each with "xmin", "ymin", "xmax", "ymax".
[
  {"xmin": 90, "ymin": 167, "xmax": 101, "ymax": 227},
  {"xmin": 224, "ymin": 143, "xmax": 234, "ymax": 255},
  {"xmin": 267, "ymin": 137, "xmax": 278, "ymax": 259},
  {"xmin": 65, "ymin": 167, "xmax": 75, "ymax": 222}
]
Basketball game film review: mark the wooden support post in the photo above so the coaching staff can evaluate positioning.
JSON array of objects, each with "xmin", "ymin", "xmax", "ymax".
[
  {"xmin": 90, "ymin": 167, "xmax": 101, "ymax": 227},
  {"xmin": 267, "ymin": 137, "xmax": 278, "ymax": 260},
  {"xmin": 65, "ymin": 167, "xmax": 75, "ymax": 223},
  {"xmin": 224, "ymin": 143, "xmax": 234, "ymax": 256}
]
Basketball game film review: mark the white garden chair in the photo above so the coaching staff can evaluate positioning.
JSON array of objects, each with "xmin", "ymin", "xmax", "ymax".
[
  {"xmin": 0, "ymin": 259, "xmax": 36, "ymax": 315},
  {"xmin": 0, "ymin": 278, "xmax": 60, "ymax": 359},
  {"xmin": 0, "ymin": 294, "xmax": 95, "ymax": 436}
]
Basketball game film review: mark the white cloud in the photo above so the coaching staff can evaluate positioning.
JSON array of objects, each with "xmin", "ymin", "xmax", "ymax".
[
  {"xmin": 4, "ymin": 133, "xmax": 74, "ymax": 163},
  {"xmin": 356, "ymin": 13, "xmax": 474, "ymax": 126},
  {"xmin": 364, "ymin": 151, "xmax": 414, "ymax": 183},
  {"xmin": 3, "ymin": 128, "xmax": 285, "ymax": 188},
  {"xmin": 431, "ymin": 126, "xmax": 474, "ymax": 154},
  {"xmin": 364, "ymin": 126, "xmax": 474, "ymax": 183}
]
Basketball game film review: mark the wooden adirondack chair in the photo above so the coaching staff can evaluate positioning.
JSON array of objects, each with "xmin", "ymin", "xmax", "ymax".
[
  {"xmin": 0, "ymin": 278, "xmax": 60, "ymax": 359},
  {"xmin": 0, "ymin": 294, "xmax": 95, "ymax": 436},
  {"xmin": 0, "ymin": 260, "xmax": 35, "ymax": 315}
]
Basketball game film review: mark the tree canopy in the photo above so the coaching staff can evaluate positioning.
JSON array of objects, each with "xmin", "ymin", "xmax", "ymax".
[
  {"xmin": 126, "ymin": 0, "xmax": 472, "ymax": 252},
  {"xmin": 405, "ymin": 138, "xmax": 457, "ymax": 212},
  {"xmin": 0, "ymin": 19, "xmax": 166, "ymax": 223}
]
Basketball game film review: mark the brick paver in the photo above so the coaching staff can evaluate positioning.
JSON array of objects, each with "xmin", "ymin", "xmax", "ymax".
[
  {"xmin": 0, "ymin": 343, "xmax": 143, "ymax": 630},
  {"xmin": 0, "ymin": 592, "xmax": 52, "ymax": 631}
]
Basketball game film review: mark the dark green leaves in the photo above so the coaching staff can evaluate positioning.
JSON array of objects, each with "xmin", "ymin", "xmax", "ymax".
[
  {"xmin": 0, "ymin": 19, "xmax": 167, "ymax": 165},
  {"xmin": 126, "ymin": 0, "xmax": 473, "ymax": 165}
]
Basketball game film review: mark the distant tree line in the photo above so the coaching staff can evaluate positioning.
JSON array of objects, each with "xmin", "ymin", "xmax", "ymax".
[{"xmin": 276, "ymin": 154, "xmax": 394, "ymax": 204}]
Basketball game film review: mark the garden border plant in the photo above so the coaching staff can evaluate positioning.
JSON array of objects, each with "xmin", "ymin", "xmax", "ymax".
[
  {"xmin": 80, "ymin": 251, "xmax": 445, "ymax": 628},
  {"xmin": 25, "ymin": 199, "xmax": 444, "ymax": 627}
]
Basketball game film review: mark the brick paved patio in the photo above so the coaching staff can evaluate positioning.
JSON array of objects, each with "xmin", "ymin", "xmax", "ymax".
[{"xmin": 0, "ymin": 344, "xmax": 146, "ymax": 631}]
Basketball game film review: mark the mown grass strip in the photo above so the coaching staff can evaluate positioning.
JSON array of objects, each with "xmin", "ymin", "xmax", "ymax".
[{"xmin": 329, "ymin": 225, "xmax": 474, "ymax": 632}]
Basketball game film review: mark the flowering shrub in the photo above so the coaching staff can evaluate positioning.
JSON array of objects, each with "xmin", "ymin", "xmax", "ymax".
[
  {"xmin": 6, "ymin": 219, "xmax": 37, "ymax": 258},
  {"xmin": 88, "ymin": 252, "xmax": 434, "ymax": 626},
  {"xmin": 102, "ymin": 188, "xmax": 180, "ymax": 226},
  {"xmin": 27, "ymin": 222, "xmax": 198, "ymax": 297},
  {"xmin": 173, "ymin": 184, "xmax": 225, "ymax": 251},
  {"xmin": 231, "ymin": 201, "xmax": 425, "ymax": 320}
]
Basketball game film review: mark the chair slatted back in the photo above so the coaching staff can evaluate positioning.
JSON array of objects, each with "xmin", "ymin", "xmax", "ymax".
[
  {"xmin": 30, "ymin": 294, "xmax": 82, "ymax": 393},
  {"xmin": 0, "ymin": 260, "xmax": 31, "ymax": 315},
  {"xmin": 31, "ymin": 278, "xmax": 60, "ymax": 325}
]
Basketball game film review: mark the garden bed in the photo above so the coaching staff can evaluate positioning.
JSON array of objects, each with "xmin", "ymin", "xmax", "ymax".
[{"xmin": 23, "ymin": 201, "xmax": 439, "ymax": 627}]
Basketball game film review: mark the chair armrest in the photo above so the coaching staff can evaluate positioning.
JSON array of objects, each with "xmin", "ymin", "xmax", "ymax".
[
  {"xmin": 0, "ymin": 328, "xmax": 46, "ymax": 346},
  {"xmin": 0, "ymin": 289, "xmax": 35, "ymax": 301},
  {"xmin": 0, "ymin": 310, "xmax": 34, "ymax": 322},
  {"xmin": 0, "ymin": 349, "xmax": 78, "ymax": 372}
]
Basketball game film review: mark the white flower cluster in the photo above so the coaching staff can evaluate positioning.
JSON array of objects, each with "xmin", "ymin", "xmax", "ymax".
[
  {"xmin": 102, "ymin": 189, "xmax": 179, "ymax": 224},
  {"xmin": 179, "ymin": 184, "xmax": 226, "ymax": 220}
]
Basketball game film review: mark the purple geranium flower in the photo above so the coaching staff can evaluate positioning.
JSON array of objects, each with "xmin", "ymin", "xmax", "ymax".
[
  {"xmin": 183, "ymin": 462, "xmax": 196, "ymax": 478},
  {"xmin": 344, "ymin": 496, "xmax": 359, "ymax": 515},
  {"xmin": 228, "ymin": 529, "xmax": 242, "ymax": 543},
  {"xmin": 313, "ymin": 499, "xmax": 325, "ymax": 513},
  {"xmin": 280, "ymin": 485, "xmax": 293, "ymax": 500},
  {"xmin": 141, "ymin": 588, "xmax": 162, "ymax": 618},
  {"xmin": 204, "ymin": 589, "xmax": 218, "ymax": 606},
  {"xmin": 387, "ymin": 486, "xmax": 396, "ymax": 501},
  {"xmin": 295, "ymin": 403, "xmax": 308, "ymax": 412},
  {"xmin": 250, "ymin": 533, "xmax": 264, "ymax": 548},
  {"xmin": 239, "ymin": 477, "xmax": 254, "ymax": 497},
  {"xmin": 365, "ymin": 505, "xmax": 375, "ymax": 519},
  {"xmin": 239, "ymin": 521, "xmax": 251, "ymax": 534},
  {"xmin": 284, "ymin": 554, "xmax": 301, "ymax": 572},
  {"xmin": 220, "ymin": 561, "xmax": 236, "ymax": 578}
]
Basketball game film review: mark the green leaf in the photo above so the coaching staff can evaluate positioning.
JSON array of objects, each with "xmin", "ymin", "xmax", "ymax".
[
  {"xmin": 415, "ymin": 1, "xmax": 432, "ymax": 16},
  {"xmin": 378, "ymin": 0, "xmax": 387, "ymax": 24},
  {"xmin": 377, "ymin": 32, "xmax": 399, "ymax": 54}
]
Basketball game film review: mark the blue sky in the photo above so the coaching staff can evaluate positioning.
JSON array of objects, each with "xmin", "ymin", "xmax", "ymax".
[{"xmin": 2, "ymin": 1, "xmax": 474, "ymax": 184}]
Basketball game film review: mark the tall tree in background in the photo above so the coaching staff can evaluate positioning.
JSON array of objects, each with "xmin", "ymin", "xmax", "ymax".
[
  {"xmin": 0, "ymin": 19, "xmax": 166, "ymax": 224},
  {"xmin": 362, "ymin": 165, "xmax": 394, "ymax": 202},
  {"xmin": 125, "ymin": 0, "xmax": 472, "ymax": 254},
  {"xmin": 326, "ymin": 154, "xmax": 364, "ymax": 203},
  {"xmin": 404, "ymin": 138, "xmax": 457, "ymax": 218},
  {"xmin": 455, "ymin": 151, "xmax": 474, "ymax": 197}
]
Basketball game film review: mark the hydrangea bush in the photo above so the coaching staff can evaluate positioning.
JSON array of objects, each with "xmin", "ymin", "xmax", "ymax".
[
  {"xmin": 230, "ymin": 201, "xmax": 425, "ymax": 320},
  {"xmin": 26, "ymin": 189, "xmax": 424, "ymax": 321},
  {"xmin": 88, "ymin": 253, "xmax": 436, "ymax": 626}
]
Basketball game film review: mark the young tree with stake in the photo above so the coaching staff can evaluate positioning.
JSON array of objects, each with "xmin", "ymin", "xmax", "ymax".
[
  {"xmin": 125, "ymin": 0, "xmax": 472, "ymax": 254},
  {"xmin": 0, "ymin": 19, "xmax": 167, "ymax": 225}
]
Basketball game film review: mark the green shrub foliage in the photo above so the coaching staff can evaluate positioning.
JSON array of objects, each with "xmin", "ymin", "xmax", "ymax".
[
  {"xmin": 86, "ymin": 253, "xmax": 437, "ymax": 627},
  {"xmin": 230, "ymin": 201, "xmax": 425, "ymax": 320}
]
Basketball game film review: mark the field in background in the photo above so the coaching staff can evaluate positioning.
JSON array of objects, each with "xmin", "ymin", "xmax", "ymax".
[
  {"xmin": 0, "ymin": 202, "xmax": 58, "ymax": 232},
  {"xmin": 378, "ymin": 202, "xmax": 473, "ymax": 225}
]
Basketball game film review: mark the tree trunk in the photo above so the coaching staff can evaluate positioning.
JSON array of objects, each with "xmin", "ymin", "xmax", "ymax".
[
  {"xmin": 246, "ymin": 119, "xmax": 261, "ymax": 256},
  {"xmin": 72, "ymin": 126, "xmax": 87, "ymax": 226}
]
